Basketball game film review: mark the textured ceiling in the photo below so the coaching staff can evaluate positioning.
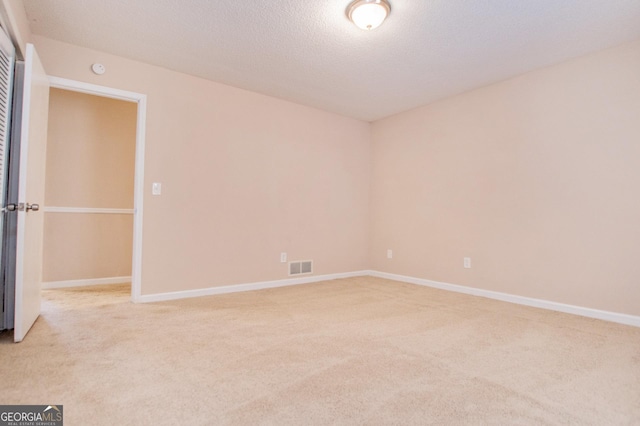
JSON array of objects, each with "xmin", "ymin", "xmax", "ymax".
[{"xmin": 23, "ymin": 0, "xmax": 640, "ymax": 121}]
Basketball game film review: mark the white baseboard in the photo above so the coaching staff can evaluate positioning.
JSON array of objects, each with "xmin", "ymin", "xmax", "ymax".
[
  {"xmin": 42, "ymin": 276, "xmax": 132, "ymax": 289},
  {"xmin": 137, "ymin": 270, "xmax": 370, "ymax": 303},
  {"xmin": 132, "ymin": 268, "xmax": 639, "ymax": 328},
  {"xmin": 369, "ymin": 271, "xmax": 640, "ymax": 328}
]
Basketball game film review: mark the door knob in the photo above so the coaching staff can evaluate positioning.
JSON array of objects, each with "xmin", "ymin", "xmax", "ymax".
[{"xmin": 3, "ymin": 203, "xmax": 40, "ymax": 212}]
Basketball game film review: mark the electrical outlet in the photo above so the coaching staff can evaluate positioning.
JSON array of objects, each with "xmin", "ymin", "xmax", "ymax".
[
  {"xmin": 464, "ymin": 257, "xmax": 471, "ymax": 269},
  {"xmin": 387, "ymin": 249, "xmax": 393, "ymax": 259},
  {"xmin": 280, "ymin": 252, "xmax": 287, "ymax": 263}
]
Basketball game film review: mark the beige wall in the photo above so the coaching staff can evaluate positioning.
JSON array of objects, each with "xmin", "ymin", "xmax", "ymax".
[
  {"xmin": 45, "ymin": 89, "xmax": 136, "ymax": 208},
  {"xmin": 34, "ymin": 36, "xmax": 371, "ymax": 294},
  {"xmin": 43, "ymin": 89, "xmax": 136, "ymax": 282},
  {"xmin": 43, "ymin": 214, "xmax": 133, "ymax": 281},
  {"xmin": 371, "ymin": 40, "xmax": 640, "ymax": 316},
  {"xmin": 31, "ymin": 31, "xmax": 640, "ymax": 316}
]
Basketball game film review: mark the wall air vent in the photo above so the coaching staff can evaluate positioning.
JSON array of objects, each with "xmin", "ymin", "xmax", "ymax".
[{"xmin": 289, "ymin": 260, "xmax": 313, "ymax": 276}]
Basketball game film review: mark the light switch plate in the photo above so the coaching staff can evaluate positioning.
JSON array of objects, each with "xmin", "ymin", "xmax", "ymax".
[{"xmin": 152, "ymin": 182, "xmax": 162, "ymax": 195}]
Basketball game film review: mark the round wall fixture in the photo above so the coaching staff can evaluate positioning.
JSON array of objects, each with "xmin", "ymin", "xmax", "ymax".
[
  {"xmin": 91, "ymin": 63, "xmax": 106, "ymax": 75},
  {"xmin": 347, "ymin": 0, "xmax": 391, "ymax": 30}
]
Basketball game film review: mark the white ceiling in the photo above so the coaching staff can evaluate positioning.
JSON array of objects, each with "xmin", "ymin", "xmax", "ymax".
[{"xmin": 23, "ymin": 0, "xmax": 640, "ymax": 121}]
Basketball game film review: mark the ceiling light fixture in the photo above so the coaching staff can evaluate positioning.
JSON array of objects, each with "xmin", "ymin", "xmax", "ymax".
[{"xmin": 347, "ymin": 0, "xmax": 391, "ymax": 31}]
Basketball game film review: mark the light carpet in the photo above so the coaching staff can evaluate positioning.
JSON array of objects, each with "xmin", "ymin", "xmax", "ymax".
[{"xmin": 1, "ymin": 276, "xmax": 639, "ymax": 425}]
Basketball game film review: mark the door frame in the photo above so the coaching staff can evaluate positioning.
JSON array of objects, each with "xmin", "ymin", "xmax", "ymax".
[{"xmin": 48, "ymin": 76, "xmax": 146, "ymax": 302}]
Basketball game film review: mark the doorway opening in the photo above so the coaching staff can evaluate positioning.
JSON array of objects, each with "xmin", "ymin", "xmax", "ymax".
[{"xmin": 46, "ymin": 77, "xmax": 146, "ymax": 302}]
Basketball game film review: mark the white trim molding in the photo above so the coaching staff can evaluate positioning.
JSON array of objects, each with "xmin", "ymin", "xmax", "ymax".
[
  {"xmin": 128, "ymin": 265, "xmax": 640, "ymax": 328},
  {"xmin": 48, "ymin": 76, "xmax": 146, "ymax": 304},
  {"xmin": 369, "ymin": 271, "xmax": 640, "ymax": 328},
  {"xmin": 138, "ymin": 271, "xmax": 369, "ymax": 303},
  {"xmin": 44, "ymin": 207, "xmax": 134, "ymax": 214},
  {"xmin": 49, "ymin": 76, "xmax": 145, "ymax": 103},
  {"xmin": 43, "ymin": 276, "xmax": 132, "ymax": 289}
]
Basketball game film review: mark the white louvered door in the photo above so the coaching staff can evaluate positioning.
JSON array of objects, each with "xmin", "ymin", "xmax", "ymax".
[
  {"xmin": 0, "ymin": 27, "xmax": 16, "ymax": 332},
  {"xmin": 0, "ymin": 29, "xmax": 15, "ymax": 268}
]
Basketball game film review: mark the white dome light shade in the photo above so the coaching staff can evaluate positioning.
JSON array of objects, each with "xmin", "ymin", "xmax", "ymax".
[{"xmin": 347, "ymin": 0, "xmax": 391, "ymax": 31}]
